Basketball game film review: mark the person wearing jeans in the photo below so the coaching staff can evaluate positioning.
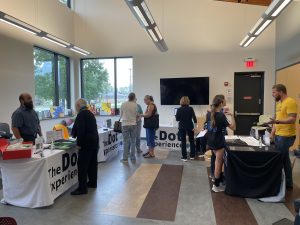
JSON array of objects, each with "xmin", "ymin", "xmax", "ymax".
[
  {"xmin": 270, "ymin": 84, "xmax": 298, "ymax": 188},
  {"xmin": 275, "ymin": 136, "xmax": 296, "ymax": 187},
  {"xmin": 175, "ymin": 96, "xmax": 197, "ymax": 161},
  {"xmin": 120, "ymin": 93, "xmax": 138, "ymax": 162}
]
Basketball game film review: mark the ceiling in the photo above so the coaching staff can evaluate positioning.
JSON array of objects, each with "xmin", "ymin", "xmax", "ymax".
[
  {"xmin": 215, "ymin": 0, "xmax": 272, "ymax": 6},
  {"xmin": 0, "ymin": 0, "xmax": 276, "ymax": 57}
]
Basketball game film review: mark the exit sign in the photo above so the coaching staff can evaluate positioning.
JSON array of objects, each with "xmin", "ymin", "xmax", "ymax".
[{"xmin": 244, "ymin": 58, "xmax": 256, "ymax": 68}]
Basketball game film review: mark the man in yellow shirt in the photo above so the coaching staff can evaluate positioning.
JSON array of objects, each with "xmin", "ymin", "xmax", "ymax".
[{"xmin": 270, "ymin": 84, "xmax": 298, "ymax": 188}]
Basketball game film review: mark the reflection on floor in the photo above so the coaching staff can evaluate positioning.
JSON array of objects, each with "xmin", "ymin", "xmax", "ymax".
[{"xmin": 0, "ymin": 148, "xmax": 299, "ymax": 225}]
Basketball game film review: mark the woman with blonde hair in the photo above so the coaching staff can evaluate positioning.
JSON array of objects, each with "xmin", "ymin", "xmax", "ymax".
[
  {"xmin": 175, "ymin": 96, "xmax": 197, "ymax": 161},
  {"xmin": 207, "ymin": 96, "xmax": 236, "ymax": 193}
]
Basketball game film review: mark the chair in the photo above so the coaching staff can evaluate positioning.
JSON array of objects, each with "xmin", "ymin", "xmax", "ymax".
[
  {"xmin": 0, "ymin": 217, "xmax": 17, "ymax": 225},
  {"xmin": 0, "ymin": 123, "xmax": 12, "ymax": 139},
  {"xmin": 53, "ymin": 124, "xmax": 70, "ymax": 139}
]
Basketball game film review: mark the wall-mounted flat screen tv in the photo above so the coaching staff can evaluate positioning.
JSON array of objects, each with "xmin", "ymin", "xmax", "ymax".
[{"xmin": 160, "ymin": 77, "xmax": 209, "ymax": 105}]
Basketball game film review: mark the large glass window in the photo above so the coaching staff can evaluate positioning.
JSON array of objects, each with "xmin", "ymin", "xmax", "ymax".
[
  {"xmin": 81, "ymin": 57, "xmax": 133, "ymax": 116},
  {"xmin": 34, "ymin": 47, "xmax": 70, "ymax": 119}
]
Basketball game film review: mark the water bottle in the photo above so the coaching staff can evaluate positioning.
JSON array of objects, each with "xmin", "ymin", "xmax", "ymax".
[
  {"xmin": 264, "ymin": 130, "xmax": 271, "ymax": 146},
  {"xmin": 259, "ymin": 137, "xmax": 262, "ymax": 148}
]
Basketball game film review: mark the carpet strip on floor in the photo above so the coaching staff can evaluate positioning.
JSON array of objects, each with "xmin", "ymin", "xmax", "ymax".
[
  {"xmin": 207, "ymin": 169, "xmax": 258, "ymax": 225},
  {"xmin": 102, "ymin": 163, "xmax": 162, "ymax": 218},
  {"xmin": 137, "ymin": 164, "xmax": 184, "ymax": 221}
]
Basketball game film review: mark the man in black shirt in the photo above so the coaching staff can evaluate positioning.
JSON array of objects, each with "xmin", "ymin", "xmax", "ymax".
[
  {"xmin": 11, "ymin": 93, "xmax": 42, "ymax": 143},
  {"xmin": 71, "ymin": 99, "xmax": 99, "ymax": 195}
]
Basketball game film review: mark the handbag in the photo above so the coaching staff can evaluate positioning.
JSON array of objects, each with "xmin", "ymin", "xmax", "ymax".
[
  {"xmin": 114, "ymin": 118, "xmax": 122, "ymax": 133},
  {"xmin": 143, "ymin": 104, "xmax": 159, "ymax": 129}
]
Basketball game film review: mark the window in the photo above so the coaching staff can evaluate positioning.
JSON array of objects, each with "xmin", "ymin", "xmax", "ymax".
[
  {"xmin": 58, "ymin": 0, "xmax": 71, "ymax": 8},
  {"xmin": 81, "ymin": 57, "xmax": 133, "ymax": 116},
  {"xmin": 34, "ymin": 47, "xmax": 71, "ymax": 119}
]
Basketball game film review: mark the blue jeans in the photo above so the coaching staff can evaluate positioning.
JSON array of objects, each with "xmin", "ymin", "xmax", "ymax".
[
  {"xmin": 275, "ymin": 135, "xmax": 296, "ymax": 187},
  {"xmin": 146, "ymin": 128, "xmax": 156, "ymax": 148},
  {"xmin": 122, "ymin": 125, "xmax": 137, "ymax": 160}
]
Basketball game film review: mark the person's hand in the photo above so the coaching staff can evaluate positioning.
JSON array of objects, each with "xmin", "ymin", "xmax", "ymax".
[
  {"xmin": 268, "ymin": 118, "xmax": 278, "ymax": 124},
  {"xmin": 224, "ymin": 111, "xmax": 232, "ymax": 116}
]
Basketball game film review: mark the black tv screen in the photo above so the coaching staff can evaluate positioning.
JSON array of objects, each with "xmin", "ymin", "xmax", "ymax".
[{"xmin": 160, "ymin": 77, "xmax": 209, "ymax": 105}]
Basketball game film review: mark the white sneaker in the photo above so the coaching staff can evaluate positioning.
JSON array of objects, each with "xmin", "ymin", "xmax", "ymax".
[
  {"xmin": 212, "ymin": 185, "xmax": 225, "ymax": 193},
  {"xmin": 181, "ymin": 158, "xmax": 188, "ymax": 162},
  {"xmin": 190, "ymin": 157, "xmax": 195, "ymax": 160},
  {"xmin": 198, "ymin": 154, "xmax": 205, "ymax": 158}
]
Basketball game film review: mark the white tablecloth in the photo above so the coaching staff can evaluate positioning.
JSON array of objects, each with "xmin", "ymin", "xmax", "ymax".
[
  {"xmin": 155, "ymin": 125, "xmax": 181, "ymax": 150},
  {"xmin": 98, "ymin": 128, "xmax": 122, "ymax": 162},
  {"xmin": 0, "ymin": 148, "xmax": 78, "ymax": 208}
]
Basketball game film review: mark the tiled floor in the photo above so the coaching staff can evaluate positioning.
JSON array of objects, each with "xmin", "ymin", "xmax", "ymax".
[{"xmin": 0, "ymin": 147, "xmax": 299, "ymax": 225}]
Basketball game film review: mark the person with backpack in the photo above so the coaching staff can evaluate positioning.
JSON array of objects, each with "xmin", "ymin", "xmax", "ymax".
[{"xmin": 207, "ymin": 96, "xmax": 236, "ymax": 193}]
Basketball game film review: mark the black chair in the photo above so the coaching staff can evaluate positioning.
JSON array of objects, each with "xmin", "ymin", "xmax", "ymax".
[
  {"xmin": 0, "ymin": 123, "xmax": 12, "ymax": 139},
  {"xmin": 294, "ymin": 200, "xmax": 300, "ymax": 225},
  {"xmin": 0, "ymin": 217, "xmax": 17, "ymax": 225}
]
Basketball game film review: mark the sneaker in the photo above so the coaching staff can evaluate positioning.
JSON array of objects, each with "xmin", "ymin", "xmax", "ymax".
[
  {"xmin": 120, "ymin": 159, "xmax": 128, "ymax": 163},
  {"xmin": 209, "ymin": 174, "xmax": 214, "ymax": 179},
  {"xmin": 190, "ymin": 157, "xmax": 195, "ymax": 160},
  {"xmin": 211, "ymin": 178, "xmax": 215, "ymax": 182},
  {"xmin": 181, "ymin": 158, "xmax": 188, "ymax": 162},
  {"xmin": 143, "ymin": 152, "xmax": 150, "ymax": 157},
  {"xmin": 212, "ymin": 184, "xmax": 225, "ymax": 193},
  {"xmin": 198, "ymin": 154, "xmax": 205, "ymax": 158}
]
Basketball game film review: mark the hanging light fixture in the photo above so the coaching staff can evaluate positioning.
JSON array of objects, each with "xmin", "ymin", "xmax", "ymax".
[
  {"xmin": 125, "ymin": 0, "xmax": 168, "ymax": 52},
  {"xmin": 240, "ymin": 0, "xmax": 293, "ymax": 48},
  {"xmin": 0, "ymin": 11, "xmax": 90, "ymax": 56}
]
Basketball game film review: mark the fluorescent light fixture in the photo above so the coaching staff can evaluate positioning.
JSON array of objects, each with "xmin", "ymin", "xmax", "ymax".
[
  {"xmin": 141, "ymin": 2, "xmax": 154, "ymax": 25},
  {"xmin": 244, "ymin": 37, "xmax": 256, "ymax": 48},
  {"xmin": 154, "ymin": 26, "xmax": 163, "ymax": 40},
  {"xmin": 265, "ymin": 0, "xmax": 281, "ymax": 15},
  {"xmin": 250, "ymin": 18, "xmax": 264, "ymax": 34},
  {"xmin": 0, "ymin": 18, "xmax": 37, "ymax": 35},
  {"xmin": 46, "ymin": 34, "xmax": 70, "ymax": 46},
  {"xmin": 3, "ymin": 14, "xmax": 41, "ymax": 33},
  {"xmin": 70, "ymin": 48, "xmax": 88, "ymax": 56},
  {"xmin": 148, "ymin": 29, "xmax": 158, "ymax": 42},
  {"xmin": 125, "ymin": 1, "xmax": 168, "ymax": 52},
  {"xmin": 255, "ymin": 19, "xmax": 272, "ymax": 35},
  {"xmin": 42, "ymin": 37, "xmax": 67, "ymax": 47},
  {"xmin": 271, "ymin": 0, "xmax": 292, "ymax": 17},
  {"xmin": 133, "ymin": 6, "xmax": 149, "ymax": 27},
  {"xmin": 240, "ymin": 35, "xmax": 250, "ymax": 46},
  {"xmin": 72, "ymin": 46, "xmax": 90, "ymax": 55}
]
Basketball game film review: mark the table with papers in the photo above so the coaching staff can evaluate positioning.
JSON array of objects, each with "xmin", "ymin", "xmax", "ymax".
[
  {"xmin": 0, "ymin": 148, "xmax": 78, "ymax": 208},
  {"xmin": 225, "ymin": 136, "xmax": 284, "ymax": 201}
]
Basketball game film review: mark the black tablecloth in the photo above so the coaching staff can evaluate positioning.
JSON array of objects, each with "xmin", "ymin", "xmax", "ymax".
[{"xmin": 225, "ymin": 144, "xmax": 283, "ymax": 198}]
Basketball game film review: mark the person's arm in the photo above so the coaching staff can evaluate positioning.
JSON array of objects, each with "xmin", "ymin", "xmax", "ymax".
[
  {"xmin": 175, "ymin": 108, "xmax": 180, "ymax": 122},
  {"xmin": 142, "ymin": 105, "xmax": 154, "ymax": 118},
  {"xmin": 11, "ymin": 111, "xmax": 23, "ymax": 139},
  {"xmin": 224, "ymin": 112, "xmax": 236, "ymax": 131},
  {"xmin": 12, "ymin": 127, "xmax": 22, "ymax": 139},
  {"xmin": 270, "ymin": 113, "xmax": 297, "ymax": 124},
  {"xmin": 75, "ymin": 113, "xmax": 86, "ymax": 147},
  {"xmin": 192, "ymin": 108, "xmax": 197, "ymax": 130}
]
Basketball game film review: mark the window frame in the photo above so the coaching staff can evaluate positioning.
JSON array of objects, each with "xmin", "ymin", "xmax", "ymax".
[
  {"xmin": 34, "ymin": 46, "xmax": 71, "ymax": 110},
  {"xmin": 80, "ymin": 56, "xmax": 133, "ymax": 116},
  {"xmin": 59, "ymin": 0, "xmax": 71, "ymax": 8}
]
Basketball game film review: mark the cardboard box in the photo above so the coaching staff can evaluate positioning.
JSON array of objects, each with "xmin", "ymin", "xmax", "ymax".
[{"xmin": 0, "ymin": 138, "xmax": 32, "ymax": 160}]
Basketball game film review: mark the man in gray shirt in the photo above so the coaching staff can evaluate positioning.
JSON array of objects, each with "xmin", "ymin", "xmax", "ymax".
[{"xmin": 11, "ymin": 93, "xmax": 42, "ymax": 143}]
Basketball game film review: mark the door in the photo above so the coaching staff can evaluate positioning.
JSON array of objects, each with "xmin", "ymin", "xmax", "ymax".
[{"xmin": 234, "ymin": 72, "xmax": 264, "ymax": 135}]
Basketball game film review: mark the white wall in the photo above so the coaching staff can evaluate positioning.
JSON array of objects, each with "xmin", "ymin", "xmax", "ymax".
[
  {"xmin": 133, "ymin": 49, "xmax": 275, "ymax": 126},
  {"xmin": 275, "ymin": 1, "xmax": 300, "ymax": 69},
  {"xmin": 0, "ymin": 35, "xmax": 34, "ymax": 127}
]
